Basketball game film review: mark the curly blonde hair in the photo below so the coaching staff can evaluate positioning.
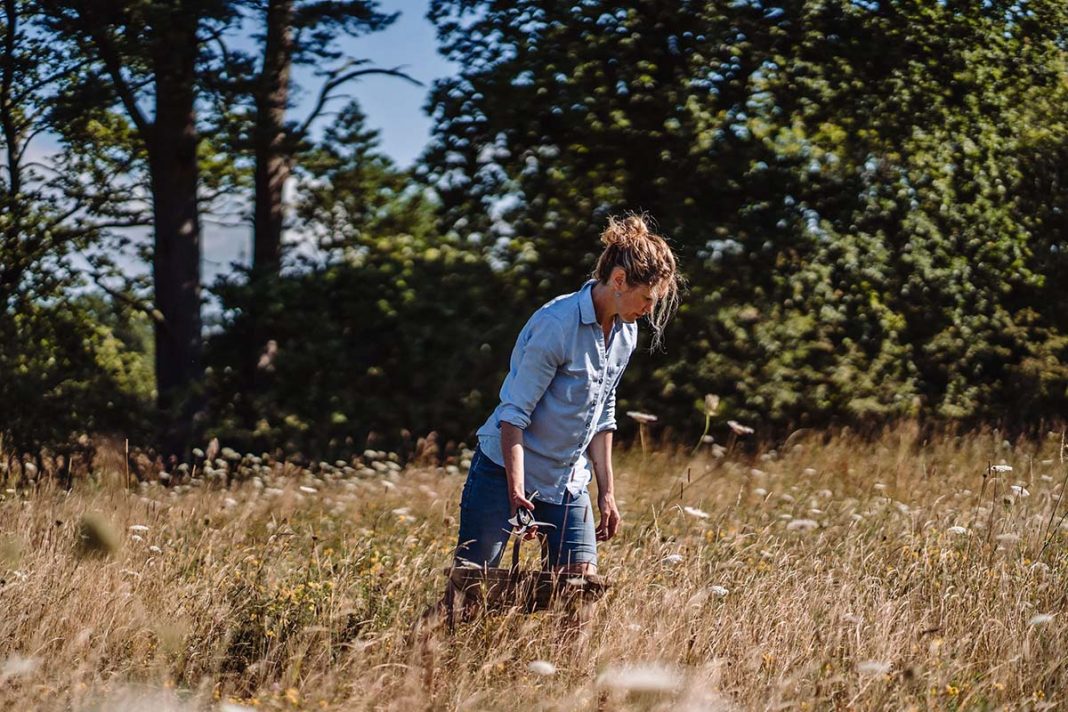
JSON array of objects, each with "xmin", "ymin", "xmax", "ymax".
[{"xmin": 593, "ymin": 213, "xmax": 681, "ymax": 350}]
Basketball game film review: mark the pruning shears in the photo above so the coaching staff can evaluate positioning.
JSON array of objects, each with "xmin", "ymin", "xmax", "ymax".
[{"xmin": 505, "ymin": 506, "xmax": 556, "ymax": 537}]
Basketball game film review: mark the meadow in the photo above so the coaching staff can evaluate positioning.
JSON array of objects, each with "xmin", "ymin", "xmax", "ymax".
[{"xmin": 1, "ymin": 425, "xmax": 1066, "ymax": 711}]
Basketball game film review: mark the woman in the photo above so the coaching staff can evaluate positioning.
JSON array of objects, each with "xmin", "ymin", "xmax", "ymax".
[{"xmin": 455, "ymin": 214, "xmax": 681, "ymax": 575}]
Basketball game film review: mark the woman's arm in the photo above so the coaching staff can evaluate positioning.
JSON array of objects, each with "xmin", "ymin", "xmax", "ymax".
[
  {"xmin": 587, "ymin": 429, "xmax": 621, "ymax": 541},
  {"xmin": 501, "ymin": 422, "xmax": 536, "ymax": 515}
]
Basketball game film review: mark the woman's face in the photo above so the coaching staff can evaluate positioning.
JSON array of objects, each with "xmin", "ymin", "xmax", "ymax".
[{"xmin": 611, "ymin": 271, "xmax": 658, "ymax": 323}]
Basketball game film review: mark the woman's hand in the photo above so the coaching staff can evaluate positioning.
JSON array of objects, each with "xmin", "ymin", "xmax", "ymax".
[
  {"xmin": 596, "ymin": 492, "xmax": 621, "ymax": 541},
  {"xmin": 510, "ymin": 490, "xmax": 538, "ymax": 539}
]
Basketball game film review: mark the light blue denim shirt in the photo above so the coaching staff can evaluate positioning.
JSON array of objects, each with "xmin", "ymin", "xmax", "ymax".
[{"xmin": 476, "ymin": 279, "xmax": 638, "ymax": 504}]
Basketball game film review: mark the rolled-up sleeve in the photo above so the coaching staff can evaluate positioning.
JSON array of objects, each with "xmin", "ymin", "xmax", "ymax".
[
  {"xmin": 595, "ymin": 385, "xmax": 618, "ymax": 434},
  {"xmin": 498, "ymin": 314, "xmax": 565, "ymax": 430}
]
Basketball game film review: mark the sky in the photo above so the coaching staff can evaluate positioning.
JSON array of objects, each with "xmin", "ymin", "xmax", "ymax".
[{"xmin": 322, "ymin": 0, "xmax": 456, "ymax": 168}]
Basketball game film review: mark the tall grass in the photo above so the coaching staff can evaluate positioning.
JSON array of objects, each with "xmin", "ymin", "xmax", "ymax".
[{"xmin": 1, "ymin": 425, "xmax": 1065, "ymax": 710}]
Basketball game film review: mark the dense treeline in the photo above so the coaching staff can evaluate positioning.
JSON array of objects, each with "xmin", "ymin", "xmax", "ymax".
[{"xmin": 2, "ymin": 0, "xmax": 1067, "ymax": 466}]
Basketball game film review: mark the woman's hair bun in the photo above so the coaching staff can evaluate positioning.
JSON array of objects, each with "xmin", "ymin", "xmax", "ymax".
[{"xmin": 600, "ymin": 214, "xmax": 650, "ymax": 249}]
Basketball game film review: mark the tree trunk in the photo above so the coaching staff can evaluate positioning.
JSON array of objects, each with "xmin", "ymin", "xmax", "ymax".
[
  {"xmin": 148, "ymin": 15, "xmax": 202, "ymax": 456},
  {"xmin": 252, "ymin": 0, "xmax": 293, "ymax": 275}
]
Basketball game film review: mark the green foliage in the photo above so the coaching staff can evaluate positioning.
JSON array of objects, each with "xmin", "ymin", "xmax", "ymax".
[
  {"xmin": 205, "ymin": 237, "xmax": 512, "ymax": 456},
  {"xmin": 426, "ymin": 0, "xmax": 1068, "ymax": 434},
  {"xmin": 204, "ymin": 105, "xmax": 517, "ymax": 456},
  {"xmin": 0, "ymin": 292, "xmax": 154, "ymax": 454},
  {"xmin": 0, "ymin": 0, "xmax": 153, "ymax": 456}
]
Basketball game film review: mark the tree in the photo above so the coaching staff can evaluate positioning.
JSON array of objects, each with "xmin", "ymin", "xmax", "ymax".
[
  {"xmin": 1, "ymin": 0, "xmax": 152, "ymax": 463},
  {"xmin": 426, "ymin": 0, "xmax": 1068, "ymax": 435},
  {"xmin": 205, "ymin": 104, "xmax": 513, "ymax": 456},
  {"xmin": 42, "ymin": 0, "xmax": 240, "ymax": 454},
  {"xmin": 246, "ymin": 0, "xmax": 408, "ymax": 276}
]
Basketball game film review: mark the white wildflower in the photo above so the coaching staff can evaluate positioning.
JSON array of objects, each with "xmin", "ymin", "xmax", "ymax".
[
  {"xmin": 709, "ymin": 585, "xmax": 729, "ymax": 598},
  {"xmin": 996, "ymin": 533, "xmax": 1021, "ymax": 544},
  {"xmin": 703, "ymin": 394, "xmax": 720, "ymax": 416},
  {"xmin": 299, "ymin": 485, "xmax": 318, "ymax": 494},
  {"xmin": 753, "ymin": 487, "xmax": 768, "ymax": 497},
  {"xmin": 662, "ymin": 553, "xmax": 684, "ymax": 565},
  {"xmin": 990, "ymin": 465, "xmax": 1013, "ymax": 473},
  {"xmin": 802, "ymin": 467, "xmax": 817, "ymax": 477},
  {"xmin": 1029, "ymin": 613, "xmax": 1054, "ymax": 626},
  {"xmin": 857, "ymin": 660, "xmax": 891, "ymax": 676},
  {"xmin": 1, "ymin": 654, "xmax": 39, "ymax": 679},
  {"xmin": 727, "ymin": 420, "xmax": 754, "ymax": 435},
  {"xmin": 947, "ymin": 526, "xmax": 969, "ymax": 535},
  {"xmin": 148, "ymin": 545, "xmax": 162, "ymax": 554},
  {"xmin": 627, "ymin": 411, "xmax": 658, "ymax": 424},
  {"xmin": 786, "ymin": 518, "xmax": 819, "ymax": 532},
  {"xmin": 129, "ymin": 525, "xmax": 150, "ymax": 533},
  {"xmin": 750, "ymin": 468, "xmax": 766, "ymax": 477},
  {"xmin": 223, "ymin": 497, "xmax": 238, "ymax": 508},
  {"xmin": 131, "ymin": 535, "xmax": 144, "ymax": 543},
  {"xmin": 682, "ymin": 506, "xmax": 710, "ymax": 519},
  {"xmin": 597, "ymin": 663, "xmax": 683, "ymax": 693},
  {"xmin": 528, "ymin": 660, "xmax": 557, "ymax": 676},
  {"xmin": 1010, "ymin": 485, "xmax": 1030, "ymax": 498}
]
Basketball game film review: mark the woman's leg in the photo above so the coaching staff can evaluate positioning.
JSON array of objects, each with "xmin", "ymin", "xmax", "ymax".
[
  {"xmin": 536, "ymin": 489, "xmax": 598, "ymax": 573},
  {"xmin": 453, "ymin": 447, "xmax": 512, "ymax": 567}
]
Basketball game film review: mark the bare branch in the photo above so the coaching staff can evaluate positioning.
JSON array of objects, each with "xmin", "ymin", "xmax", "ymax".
[{"xmin": 296, "ymin": 65, "xmax": 421, "ymax": 139}]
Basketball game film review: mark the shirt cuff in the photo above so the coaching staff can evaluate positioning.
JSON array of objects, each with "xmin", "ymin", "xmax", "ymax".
[{"xmin": 498, "ymin": 405, "xmax": 531, "ymax": 430}]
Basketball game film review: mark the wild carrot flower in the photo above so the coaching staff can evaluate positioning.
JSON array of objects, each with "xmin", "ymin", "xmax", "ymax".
[
  {"xmin": 597, "ymin": 663, "xmax": 683, "ymax": 693},
  {"xmin": 528, "ymin": 660, "xmax": 557, "ymax": 676},
  {"xmin": 857, "ymin": 661, "xmax": 891, "ymax": 676},
  {"xmin": 728, "ymin": 420, "xmax": 754, "ymax": 435},
  {"xmin": 682, "ymin": 506, "xmax": 710, "ymax": 519}
]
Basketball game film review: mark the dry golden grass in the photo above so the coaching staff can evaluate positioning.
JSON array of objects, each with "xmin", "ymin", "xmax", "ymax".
[{"xmin": 1, "ymin": 425, "xmax": 1066, "ymax": 711}]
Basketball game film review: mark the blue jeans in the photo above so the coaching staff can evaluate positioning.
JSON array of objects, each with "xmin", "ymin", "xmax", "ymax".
[{"xmin": 455, "ymin": 446, "xmax": 598, "ymax": 568}]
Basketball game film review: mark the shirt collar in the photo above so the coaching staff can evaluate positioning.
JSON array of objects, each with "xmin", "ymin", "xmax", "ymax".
[{"xmin": 578, "ymin": 279, "xmax": 598, "ymax": 325}]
